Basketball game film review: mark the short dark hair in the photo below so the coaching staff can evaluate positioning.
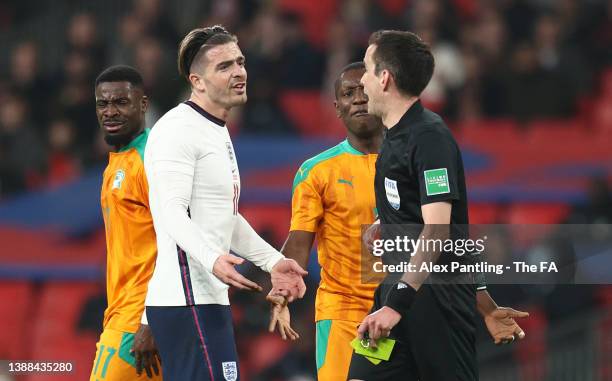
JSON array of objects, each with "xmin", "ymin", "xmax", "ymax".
[
  {"xmin": 368, "ymin": 30, "xmax": 434, "ymax": 97},
  {"xmin": 95, "ymin": 65, "xmax": 143, "ymax": 88},
  {"xmin": 334, "ymin": 62, "xmax": 366, "ymax": 99},
  {"xmin": 177, "ymin": 25, "xmax": 238, "ymax": 80}
]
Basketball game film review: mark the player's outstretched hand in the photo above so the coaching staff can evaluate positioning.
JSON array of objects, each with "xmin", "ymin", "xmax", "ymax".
[
  {"xmin": 270, "ymin": 258, "xmax": 308, "ymax": 302},
  {"xmin": 267, "ymin": 292, "xmax": 300, "ymax": 341},
  {"xmin": 213, "ymin": 254, "xmax": 263, "ymax": 292},
  {"xmin": 484, "ymin": 307, "xmax": 529, "ymax": 345},
  {"xmin": 130, "ymin": 324, "xmax": 161, "ymax": 378},
  {"xmin": 357, "ymin": 306, "xmax": 402, "ymax": 348}
]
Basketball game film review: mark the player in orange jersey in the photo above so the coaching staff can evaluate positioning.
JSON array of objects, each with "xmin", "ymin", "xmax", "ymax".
[
  {"xmin": 268, "ymin": 62, "xmax": 382, "ymax": 380},
  {"xmin": 90, "ymin": 65, "xmax": 162, "ymax": 380},
  {"xmin": 268, "ymin": 63, "xmax": 529, "ymax": 381}
]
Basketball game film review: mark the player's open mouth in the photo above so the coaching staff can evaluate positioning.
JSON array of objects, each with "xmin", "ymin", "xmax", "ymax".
[
  {"xmin": 232, "ymin": 83, "xmax": 246, "ymax": 94},
  {"xmin": 103, "ymin": 122, "xmax": 125, "ymax": 133},
  {"xmin": 352, "ymin": 110, "xmax": 369, "ymax": 117}
]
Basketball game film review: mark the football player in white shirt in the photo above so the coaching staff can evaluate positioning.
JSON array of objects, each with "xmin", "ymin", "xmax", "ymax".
[{"xmin": 143, "ymin": 25, "xmax": 308, "ymax": 381}]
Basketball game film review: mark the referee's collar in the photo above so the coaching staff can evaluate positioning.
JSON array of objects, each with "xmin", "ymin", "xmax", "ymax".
[
  {"xmin": 183, "ymin": 101, "xmax": 226, "ymax": 127},
  {"xmin": 387, "ymin": 99, "xmax": 423, "ymax": 137}
]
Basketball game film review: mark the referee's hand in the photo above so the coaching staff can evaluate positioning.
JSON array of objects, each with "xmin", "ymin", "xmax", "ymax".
[
  {"xmin": 484, "ymin": 307, "xmax": 529, "ymax": 345},
  {"xmin": 212, "ymin": 254, "xmax": 263, "ymax": 291},
  {"xmin": 357, "ymin": 306, "xmax": 402, "ymax": 348}
]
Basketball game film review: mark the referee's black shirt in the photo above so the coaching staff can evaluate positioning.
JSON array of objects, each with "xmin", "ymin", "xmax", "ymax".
[
  {"xmin": 375, "ymin": 100, "xmax": 468, "ymax": 225},
  {"xmin": 369, "ymin": 100, "xmax": 478, "ymax": 380},
  {"xmin": 374, "ymin": 100, "xmax": 472, "ymax": 273}
]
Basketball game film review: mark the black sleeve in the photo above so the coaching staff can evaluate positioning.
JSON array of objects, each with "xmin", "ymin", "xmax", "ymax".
[
  {"xmin": 412, "ymin": 128, "xmax": 461, "ymax": 205},
  {"xmin": 474, "ymin": 272, "xmax": 487, "ymax": 291}
]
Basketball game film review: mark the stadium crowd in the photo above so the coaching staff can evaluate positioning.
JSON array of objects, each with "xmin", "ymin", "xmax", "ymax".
[{"xmin": 1, "ymin": 0, "xmax": 611, "ymax": 198}]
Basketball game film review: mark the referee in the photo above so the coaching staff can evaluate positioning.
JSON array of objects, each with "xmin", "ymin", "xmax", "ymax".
[{"xmin": 348, "ymin": 30, "xmax": 478, "ymax": 381}]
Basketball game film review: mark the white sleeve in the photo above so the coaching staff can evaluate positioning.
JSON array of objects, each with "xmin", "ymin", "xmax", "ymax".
[
  {"xmin": 140, "ymin": 309, "xmax": 148, "ymax": 325},
  {"xmin": 231, "ymin": 213, "xmax": 284, "ymax": 273},
  {"xmin": 147, "ymin": 128, "xmax": 222, "ymax": 273}
]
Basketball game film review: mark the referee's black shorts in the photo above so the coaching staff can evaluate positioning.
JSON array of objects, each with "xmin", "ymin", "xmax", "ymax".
[{"xmin": 348, "ymin": 282, "xmax": 478, "ymax": 381}]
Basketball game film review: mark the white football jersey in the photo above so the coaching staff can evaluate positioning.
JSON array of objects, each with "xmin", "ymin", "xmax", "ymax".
[{"xmin": 144, "ymin": 101, "xmax": 284, "ymax": 307}]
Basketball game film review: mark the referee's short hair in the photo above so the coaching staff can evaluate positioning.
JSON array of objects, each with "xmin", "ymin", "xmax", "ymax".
[
  {"xmin": 177, "ymin": 25, "xmax": 238, "ymax": 81},
  {"xmin": 368, "ymin": 30, "xmax": 434, "ymax": 97},
  {"xmin": 95, "ymin": 65, "xmax": 144, "ymax": 89}
]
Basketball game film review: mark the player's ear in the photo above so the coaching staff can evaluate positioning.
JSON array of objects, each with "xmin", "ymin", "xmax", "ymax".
[
  {"xmin": 333, "ymin": 100, "xmax": 341, "ymax": 118},
  {"xmin": 141, "ymin": 95, "xmax": 149, "ymax": 114},
  {"xmin": 381, "ymin": 69, "xmax": 391, "ymax": 92},
  {"xmin": 189, "ymin": 73, "xmax": 206, "ymax": 93}
]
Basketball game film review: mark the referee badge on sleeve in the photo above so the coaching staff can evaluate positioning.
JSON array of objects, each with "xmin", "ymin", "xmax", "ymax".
[
  {"xmin": 384, "ymin": 177, "xmax": 401, "ymax": 210},
  {"xmin": 424, "ymin": 168, "xmax": 450, "ymax": 196}
]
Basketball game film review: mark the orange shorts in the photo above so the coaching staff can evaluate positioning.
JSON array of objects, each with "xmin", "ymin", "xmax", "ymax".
[
  {"xmin": 316, "ymin": 319, "xmax": 360, "ymax": 381},
  {"xmin": 90, "ymin": 328, "xmax": 163, "ymax": 381}
]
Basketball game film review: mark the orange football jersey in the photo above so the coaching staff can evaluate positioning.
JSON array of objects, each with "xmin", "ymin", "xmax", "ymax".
[
  {"xmin": 100, "ymin": 129, "xmax": 156, "ymax": 333},
  {"xmin": 291, "ymin": 139, "xmax": 378, "ymax": 322}
]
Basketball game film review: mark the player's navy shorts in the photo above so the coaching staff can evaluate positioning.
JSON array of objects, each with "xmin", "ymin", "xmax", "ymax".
[
  {"xmin": 348, "ymin": 283, "xmax": 478, "ymax": 381},
  {"xmin": 147, "ymin": 304, "xmax": 239, "ymax": 381}
]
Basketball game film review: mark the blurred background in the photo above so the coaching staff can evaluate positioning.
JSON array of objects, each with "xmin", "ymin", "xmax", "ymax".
[{"xmin": 0, "ymin": 0, "xmax": 611, "ymax": 380}]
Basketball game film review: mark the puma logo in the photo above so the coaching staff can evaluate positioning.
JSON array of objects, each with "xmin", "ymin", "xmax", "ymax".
[{"xmin": 338, "ymin": 177, "xmax": 354, "ymax": 187}]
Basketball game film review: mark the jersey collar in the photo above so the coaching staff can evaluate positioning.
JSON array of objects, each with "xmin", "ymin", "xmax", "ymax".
[
  {"xmin": 183, "ymin": 100, "xmax": 226, "ymax": 127},
  {"xmin": 118, "ymin": 128, "xmax": 150, "ymax": 153},
  {"xmin": 341, "ymin": 139, "xmax": 366, "ymax": 155},
  {"xmin": 387, "ymin": 99, "xmax": 423, "ymax": 137}
]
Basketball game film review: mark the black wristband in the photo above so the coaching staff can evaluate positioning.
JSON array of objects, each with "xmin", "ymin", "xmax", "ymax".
[{"xmin": 384, "ymin": 282, "xmax": 417, "ymax": 315}]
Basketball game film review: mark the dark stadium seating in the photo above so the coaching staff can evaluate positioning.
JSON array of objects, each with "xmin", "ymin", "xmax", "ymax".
[
  {"xmin": 514, "ymin": 307, "xmax": 548, "ymax": 381},
  {"xmin": 278, "ymin": 90, "xmax": 345, "ymax": 138},
  {"xmin": 26, "ymin": 282, "xmax": 100, "ymax": 381},
  {"xmin": 526, "ymin": 119, "xmax": 586, "ymax": 145},
  {"xmin": 506, "ymin": 203, "xmax": 570, "ymax": 225},
  {"xmin": 0, "ymin": 281, "xmax": 35, "ymax": 360},
  {"xmin": 243, "ymin": 333, "xmax": 291, "ymax": 375},
  {"xmin": 469, "ymin": 203, "xmax": 501, "ymax": 224},
  {"xmin": 596, "ymin": 286, "xmax": 612, "ymax": 379},
  {"xmin": 597, "ymin": 313, "xmax": 612, "ymax": 380},
  {"xmin": 278, "ymin": 0, "xmax": 338, "ymax": 47},
  {"xmin": 240, "ymin": 204, "xmax": 292, "ymax": 246},
  {"xmin": 593, "ymin": 98, "xmax": 612, "ymax": 135},
  {"xmin": 458, "ymin": 119, "xmax": 522, "ymax": 146}
]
